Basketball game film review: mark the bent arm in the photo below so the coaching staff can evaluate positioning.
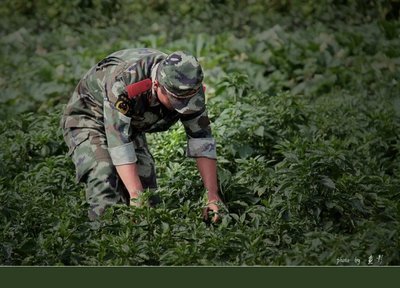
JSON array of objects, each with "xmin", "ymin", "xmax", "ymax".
[
  {"xmin": 195, "ymin": 157, "xmax": 220, "ymax": 202},
  {"xmin": 115, "ymin": 163, "xmax": 143, "ymax": 198}
]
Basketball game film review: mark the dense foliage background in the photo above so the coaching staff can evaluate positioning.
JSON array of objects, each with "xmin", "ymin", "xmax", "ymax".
[{"xmin": 0, "ymin": 0, "xmax": 399, "ymax": 265}]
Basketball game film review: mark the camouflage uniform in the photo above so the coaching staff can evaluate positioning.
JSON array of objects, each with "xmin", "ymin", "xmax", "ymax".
[{"xmin": 61, "ymin": 48, "xmax": 216, "ymax": 220}]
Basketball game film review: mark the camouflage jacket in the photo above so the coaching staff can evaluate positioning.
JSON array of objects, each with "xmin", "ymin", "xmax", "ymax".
[{"xmin": 62, "ymin": 48, "xmax": 216, "ymax": 165}]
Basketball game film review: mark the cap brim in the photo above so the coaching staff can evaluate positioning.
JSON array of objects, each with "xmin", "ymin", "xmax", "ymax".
[{"xmin": 167, "ymin": 85, "xmax": 205, "ymax": 115}]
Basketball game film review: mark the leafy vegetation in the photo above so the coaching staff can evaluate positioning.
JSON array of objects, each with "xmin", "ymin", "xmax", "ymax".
[{"xmin": 0, "ymin": 0, "xmax": 399, "ymax": 265}]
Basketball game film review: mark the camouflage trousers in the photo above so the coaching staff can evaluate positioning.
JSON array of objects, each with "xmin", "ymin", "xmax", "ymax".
[{"xmin": 63, "ymin": 128, "xmax": 157, "ymax": 220}]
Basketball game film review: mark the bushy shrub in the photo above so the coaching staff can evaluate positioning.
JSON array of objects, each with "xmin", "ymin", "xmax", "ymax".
[{"xmin": 0, "ymin": 0, "xmax": 399, "ymax": 265}]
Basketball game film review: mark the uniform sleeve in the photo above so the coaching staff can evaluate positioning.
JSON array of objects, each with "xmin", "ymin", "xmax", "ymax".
[
  {"xmin": 180, "ymin": 108, "xmax": 217, "ymax": 159},
  {"xmin": 101, "ymin": 52, "xmax": 164, "ymax": 166},
  {"xmin": 103, "ymin": 80, "xmax": 137, "ymax": 166},
  {"xmin": 104, "ymin": 100, "xmax": 137, "ymax": 165}
]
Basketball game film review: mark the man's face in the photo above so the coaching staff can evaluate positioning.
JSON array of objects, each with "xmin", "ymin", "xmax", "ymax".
[{"xmin": 154, "ymin": 81, "xmax": 174, "ymax": 111}]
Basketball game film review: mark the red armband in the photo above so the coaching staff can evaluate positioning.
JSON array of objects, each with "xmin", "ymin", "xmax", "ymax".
[{"xmin": 126, "ymin": 79, "xmax": 152, "ymax": 99}]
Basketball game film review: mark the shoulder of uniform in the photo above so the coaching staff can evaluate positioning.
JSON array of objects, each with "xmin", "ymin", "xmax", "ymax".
[{"xmin": 125, "ymin": 78, "xmax": 152, "ymax": 99}]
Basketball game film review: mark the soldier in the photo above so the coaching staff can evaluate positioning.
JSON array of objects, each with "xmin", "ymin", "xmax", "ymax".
[{"xmin": 61, "ymin": 48, "xmax": 224, "ymax": 223}]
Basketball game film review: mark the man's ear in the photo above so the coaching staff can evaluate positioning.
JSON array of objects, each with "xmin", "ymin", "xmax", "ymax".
[{"xmin": 153, "ymin": 80, "xmax": 159, "ymax": 93}]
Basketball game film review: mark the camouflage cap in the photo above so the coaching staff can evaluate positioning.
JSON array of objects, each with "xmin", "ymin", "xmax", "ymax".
[{"xmin": 157, "ymin": 51, "xmax": 205, "ymax": 114}]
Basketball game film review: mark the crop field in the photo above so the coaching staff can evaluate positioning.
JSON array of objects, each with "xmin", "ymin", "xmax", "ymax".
[{"xmin": 0, "ymin": 0, "xmax": 399, "ymax": 265}]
